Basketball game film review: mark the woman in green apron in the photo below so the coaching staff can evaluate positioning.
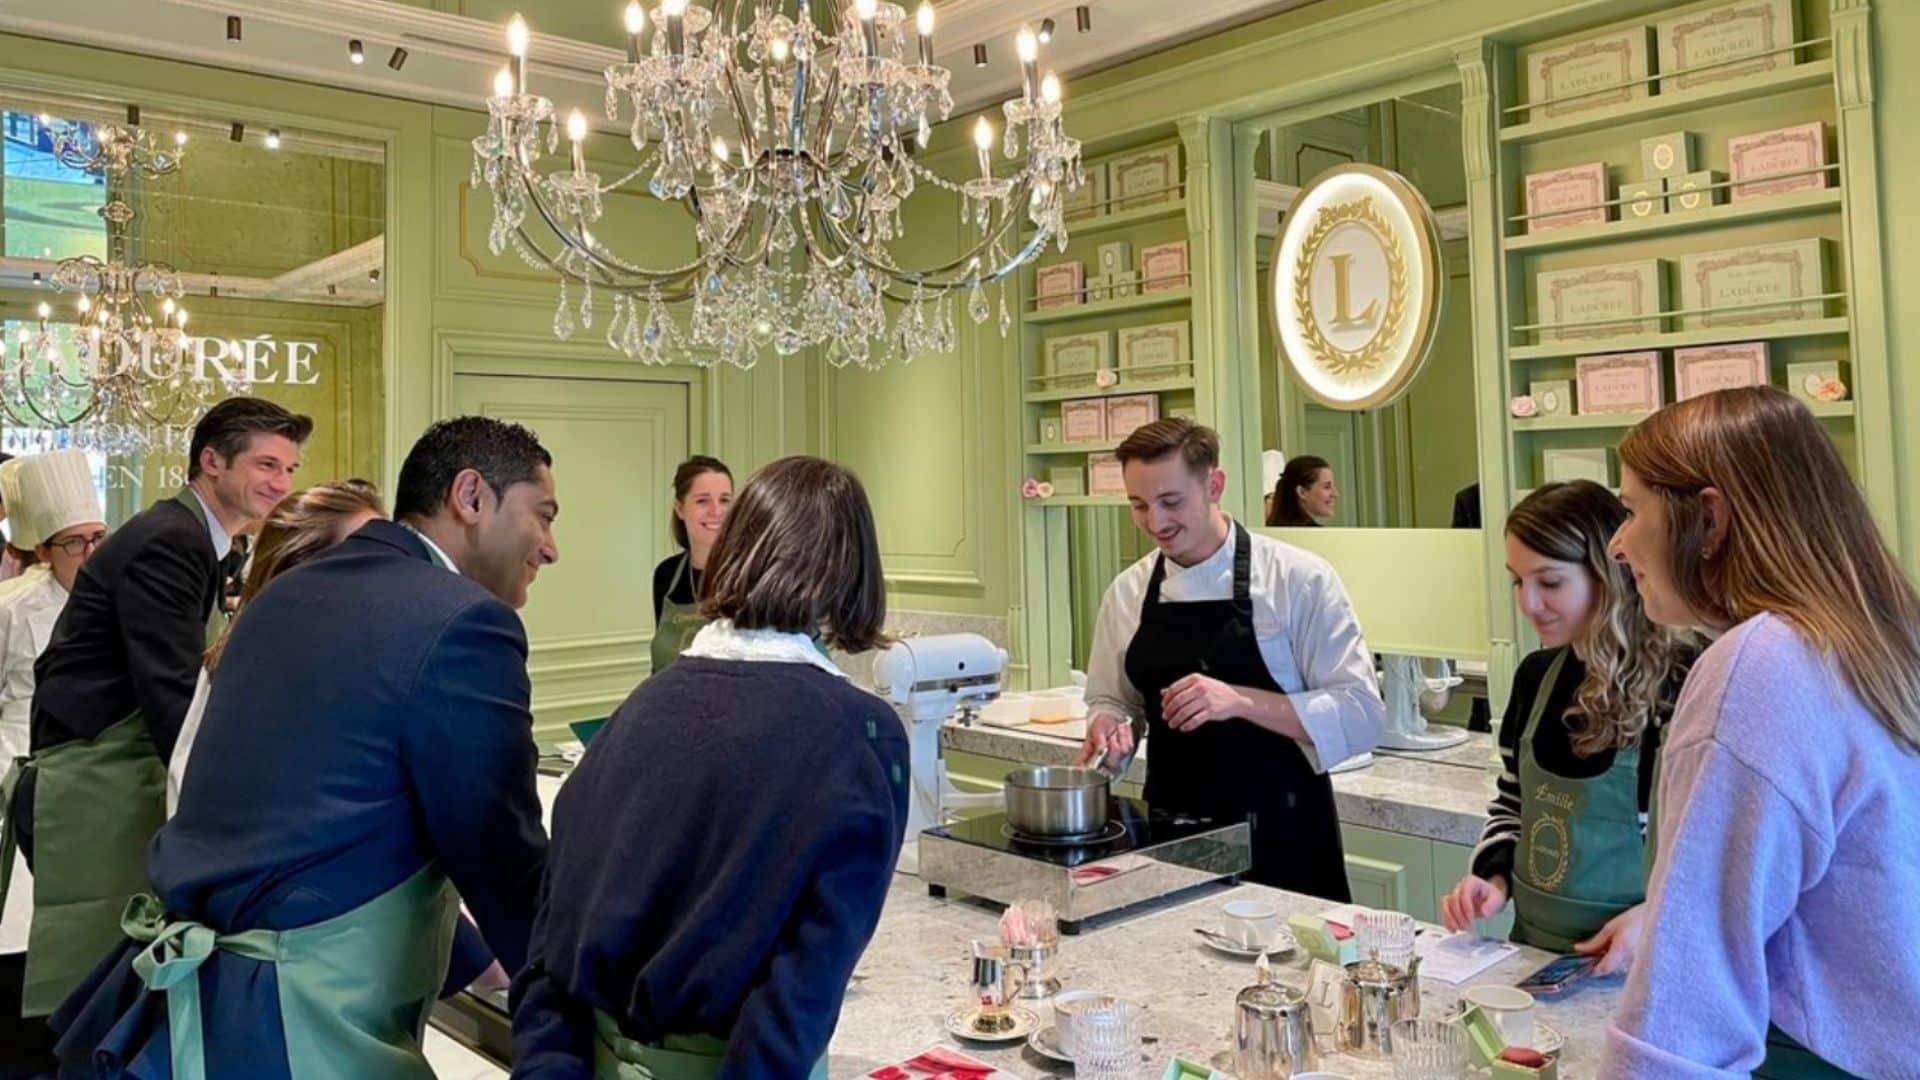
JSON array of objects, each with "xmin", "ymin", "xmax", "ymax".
[
  {"xmin": 649, "ymin": 456, "xmax": 732, "ymax": 674},
  {"xmin": 1440, "ymin": 482, "xmax": 1693, "ymax": 971}
]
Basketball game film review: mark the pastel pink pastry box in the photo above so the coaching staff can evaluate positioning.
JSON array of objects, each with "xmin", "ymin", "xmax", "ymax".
[
  {"xmin": 1525, "ymin": 163, "xmax": 1610, "ymax": 233},
  {"xmin": 1728, "ymin": 122, "xmax": 1828, "ymax": 201},
  {"xmin": 1674, "ymin": 341, "xmax": 1770, "ymax": 401}
]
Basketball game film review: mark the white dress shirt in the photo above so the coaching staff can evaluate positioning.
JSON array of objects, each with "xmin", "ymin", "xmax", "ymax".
[
  {"xmin": 1082, "ymin": 522, "xmax": 1384, "ymax": 773},
  {"xmin": 189, "ymin": 487, "xmax": 233, "ymax": 560},
  {"xmin": 0, "ymin": 565, "xmax": 67, "ymax": 954}
]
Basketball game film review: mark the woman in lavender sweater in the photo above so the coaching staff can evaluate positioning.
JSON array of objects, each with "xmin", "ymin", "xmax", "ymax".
[{"xmin": 1604, "ymin": 386, "xmax": 1920, "ymax": 1079}]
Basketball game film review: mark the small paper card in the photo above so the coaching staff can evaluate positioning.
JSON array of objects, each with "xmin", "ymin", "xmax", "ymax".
[
  {"xmin": 1061, "ymin": 399, "xmax": 1108, "ymax": 443},
  {"xmin": 1104, "ymin": 393, "xmax": 1160, "ymax": 441},
  {"xmin": 1088, "ymin": 452, "xmax": 1126, "ymax": 496},
  {"xmin": 1656, "ymin": 0, "xmax": 1797, "ymax": 94},
  {"xmin": 1675, "ymin": 341, "xmax": 1771, "ymax": 399},
  {"xmin": 1521, "ymin": 25, "xmax": 1654, "ymax": 120},
  {"xmin": 1576, "ymin": 351, "xmax": 1664, "ymax": 414},
  {"xmin": 1728, "ymin": 122, "xmax": 1827, "ymax": 201},
  {"xmin": 1524, "ymin": 163, "xmax": 1610, "ymax": 233},
  {"xmin": 1108, "ymin": 145, "xmax": 1180, "ymax": 210},
  {"xmin": 1140, "ymin": 241, "xmax": 1190, "ymax": 293},
  {"xmin": 1415, "ymin": 932, "xmax": 1519, "ymax": 986},
  {"xmin": 1034, "ymin": 261, "xmax": 1085, "ymax": 310},
  {"xmin": 868, "ymin": 1047, "xmax": 1020, "ymax": 1079}
]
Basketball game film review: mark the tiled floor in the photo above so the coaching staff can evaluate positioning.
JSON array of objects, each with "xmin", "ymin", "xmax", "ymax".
[{"xmin": 423, "ymin": 1026, "xmax": 508, "ymax": 1080}]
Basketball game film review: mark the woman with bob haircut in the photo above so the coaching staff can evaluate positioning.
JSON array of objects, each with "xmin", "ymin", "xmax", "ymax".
[
  {"xmin": 1603, "ymin": 387, "xmax": 1920, "ymax": 1079},
  {"xmin": 511, "ymin": 455, "xmax": 908, "ymax": 1079}
]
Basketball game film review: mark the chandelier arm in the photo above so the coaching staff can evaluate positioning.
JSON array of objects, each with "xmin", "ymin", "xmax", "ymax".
[{"xmin": 515, "ymin": 174, "xmax": 708, "ymax": 283}]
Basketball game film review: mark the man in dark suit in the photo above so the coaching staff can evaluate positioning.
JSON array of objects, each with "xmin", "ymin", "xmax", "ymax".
[
  {"xmin": 52, "ymin": 416, "xmax": 558, "ymax": 1079},
  {"xmin": 1, "ymin": 398, "xmax": 308, "ymax": 1032}
]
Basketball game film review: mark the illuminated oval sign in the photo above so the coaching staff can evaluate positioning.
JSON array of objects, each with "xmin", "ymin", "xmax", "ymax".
[{"xmin": 1272, "ymin": 164, "xmax": 1444, "ymax": 411}]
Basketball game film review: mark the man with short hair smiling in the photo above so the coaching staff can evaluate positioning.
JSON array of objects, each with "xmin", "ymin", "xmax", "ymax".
[
  {"xmin": 1077, "ymin": 419, "xmax": 1384, "ymax": 898},
  {"xmin": 52, "ymin": 416, "xmax": 558, "ymax": 1079}
]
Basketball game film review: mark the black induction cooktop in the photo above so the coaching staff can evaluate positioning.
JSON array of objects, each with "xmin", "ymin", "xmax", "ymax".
[{"xmin": 924, "ymin": 797, "xmax": 1241, "ymax": 868}]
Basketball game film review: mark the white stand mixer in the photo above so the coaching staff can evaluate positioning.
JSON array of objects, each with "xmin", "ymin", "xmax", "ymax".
[
  {"xmin": 872, "ymin": 633, "xmax": 1008, "ymax": 874},
  {"xmin": 1377, "ymin": 654, "xmax": 1470, "ymax": 752}
]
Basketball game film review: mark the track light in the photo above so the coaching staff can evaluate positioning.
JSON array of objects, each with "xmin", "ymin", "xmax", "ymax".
[
  {"xmin": 230, "ymin": 120, "xmax": 245, "ymax": 142},
  {"xmin": 349, "ymin": 39, "xmax": 365, "ymax": 64},
  {"xmin": 388, "ymin": 46, "xmax": 409, "ymax": 71},
  {"xmin": 226, "ymin": 15, "xmax": 242, "ymax": 42},
  {"xmin": 266, "ymin": 128, "xmax": 281, "ymax": 150},
  {"xmin": 1038, "ymin": 18, "xmax": 1055, "ymax": 44},
  {"xmin": 1076, "ymin": 5, "xmax": 1092, "ymax": 32},
  {"xmin": 973, "ymin": 43, "xmax": 988, "ymax": 67}
]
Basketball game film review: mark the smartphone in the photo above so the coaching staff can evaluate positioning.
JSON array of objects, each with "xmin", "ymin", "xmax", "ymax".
[{"xmin": 1516, "ymin": 953, "xmax": 1598, "ymax": 995}]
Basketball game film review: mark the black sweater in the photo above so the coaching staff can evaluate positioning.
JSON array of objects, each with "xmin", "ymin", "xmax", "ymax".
[
  {"xmin": 1469, "ymin": 646, "xmax": 1690, "ymax": 885},
  {"xmin": 511, "ymin": 656, "xmax": 909, "ymax": 1077},
  {"xmin": 650, "ymin": 552, "xmax": 699, "ymax": 622}
]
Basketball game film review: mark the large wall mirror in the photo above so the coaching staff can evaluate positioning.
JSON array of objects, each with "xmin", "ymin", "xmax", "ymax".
[{"xmin": 0, "ymin": 86, "xmax": 386, "ymax": 525}]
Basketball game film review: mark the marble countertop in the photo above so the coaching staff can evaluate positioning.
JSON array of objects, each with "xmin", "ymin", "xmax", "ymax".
[
  {"xmin": 944, "ymin": 722, "xmax": 1497, "ymax": 847},
  {"xmin": 829, "ymin": 873, "xmax": 1621, "ymax": 1078}
]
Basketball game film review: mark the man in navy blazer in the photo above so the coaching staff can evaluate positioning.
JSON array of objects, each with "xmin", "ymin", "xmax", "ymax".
[{"xmin": 52, "ymin": 416, "xmax": 560, "ymax": 1078}]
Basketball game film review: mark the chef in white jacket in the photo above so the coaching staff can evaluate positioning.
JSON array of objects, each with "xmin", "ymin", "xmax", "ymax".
[
  {"xmin": 0, "ymin": 459, "xmax": 42, "ymax": 601},
  {"xmin": 0, "ymin": 449, "xmax": 105, "ymax": 1072}
]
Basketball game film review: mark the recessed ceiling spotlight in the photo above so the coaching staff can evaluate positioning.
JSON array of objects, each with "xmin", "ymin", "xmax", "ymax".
[
  {"xmin": 1076, "ymin": 5, "xmax": 1092, "ymax": 32},
  {"xmin": 266, "ymin": 128, "xmax": 281, "ymax": 150},
  {"xmin": 226, "ymin": 15, "xmax": 242, "ymax": 42},
  {"xmin": 230, "ymin": 120, "xmax": 245, "ymax": 142},
  {"xmin": 1037, "ymin": 18, "xmax": 1055, "ymax": 44},
  {"xmin": 973, "ymin": 43, "xmax": 988, "ymax": 67},
  {"xmin": 126, "ymin": 105, "xmax": 142, "ymax": 126},
  {"xmin": 388, "ymin": 46, "xmax": 409, "ymax": 71},
  {"xmin": 349, "ymin": 39, "xmax": 365, "ymax": 64}
]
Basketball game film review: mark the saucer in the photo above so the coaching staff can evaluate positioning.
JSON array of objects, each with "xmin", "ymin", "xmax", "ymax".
[
  {"xmin": 946, "ymin": 1006, "xmax": 1040, "ymax": 1044},
  {"xmin": 1199, "ymin": 926, "xmax": 1300, "ymax": 960},
  {"xmin": 1027, "ymin": 1024, "xmax": 1073, "ymax": 1063}
]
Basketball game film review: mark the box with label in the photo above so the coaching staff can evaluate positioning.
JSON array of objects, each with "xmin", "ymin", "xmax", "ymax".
[
  {"xmin": 1529, "ymin": 379, "xmax": 1574, "ymax": 417},
  {"xmin": 1669, "ymin": 170, "xmax": 1726, "ymax": 212},
  {"xmin": 1110, "ymin": 270, "xmax": 1141, "ymax": 300},
  {"xmin": 1041, "ymin": 330, "xmax": 1109, "ymax": 389},
  {"xmin": 1787, "ymin": 359, "xmax": 1850, "ymax": 405},
  {"xmin": 1063, "ymin": 161, "xmax": 1108, "ymax": 221},
  {"xmin": 1047, "ymin": 464, "xmax": 1086, "ymax": 496},
  {"xmin": 1656, "ymin": 0, "xmax": 1798, "ymax": 94},
  {"xmin": 1641, "ymin": 132, "xmax": 1695, "ymax": 179},
  {"xmin": 1675, "ymin": 341, "xmax": 1771, "ymax": 400},
  {"xmin": 1104, "ymin": 394, "xmax": 1161, "ymax": 441},
  {"xmin": 1034, "ymin": 261, "xmax": 1085, "ymax": 310},
  {"xmin": 1060, "ymin": 398, "xmax": 1108, "ymax": 444},
  {"xmin": 1542, "ymin": 447, "xmax": 1613, "ymax": 486},
  {"xmin": 1536, "ymin": 261, "xmax": 1667, "ymax": 342},
  {"xmin": 1117, "ymin": 320, "xmax": 1192, "ymax": 384},
  {"xmin": 1728, "ymin": 122, "xmax": 1827, "ymax": 201},
  {"xmin": 1678, "ymin": 239, "xmax": 1827, "ymax": 328},
  {"xmin": 1038, "ymin": 416, "xmax": 1063, "ymax": 444},
  {"xmin": 1520, "ymin": 25, "xmax": 1654, "ymax": 120},
  {"xmin": 1096, "ymin": 241, "xmax": 1133, "ymax": 280},
  {"xmin": 1524, "ymin": 163, "xmax": 1610, "ymax": 233},
  {"xmin": 1086, "ymin": 273, "xmax": 1113, "ymax": 303},
  {"xmin": 1108, "ymin": 145, "xmax": 1180, "ymax": 210},
  {"xmin": 1620, "ymin": 179, "xmax": 1667, "ymax": 220},
  {"xmin": 1140, "ymin": 240, "xmax": 1190, "ymax": 293},
  {"xmin": 1575, "ymin": 351, "xmax": 1664, "ymax": 414},
  {"xmin": 1087, "ymin": 452, "xmax": 1126, "ymax": 496}
]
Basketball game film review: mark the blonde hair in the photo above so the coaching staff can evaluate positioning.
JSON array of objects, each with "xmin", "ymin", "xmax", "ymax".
[
  {"xmin": 1619, "ymin": 387, "xmax": 1920, "ymax": 754},
  {"xmin": 206, "ymin": 479, "xmax": 385, "ymax": 673},
  {"xmin": 1507, "ymin": 481, "xmax": 1690, "ymax": 754}
]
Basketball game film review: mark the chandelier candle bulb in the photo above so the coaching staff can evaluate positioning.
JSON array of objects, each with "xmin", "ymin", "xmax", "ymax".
[
  {"xmin": 854, "ymin": 0, "xmax": 880, "ymax": 58},
  {"xmin": 492, "ymin": 67, "xmax": 515, "ymax": 101},
  {"xmin": 975, "ymin": 117, "xmax": 994, "ymax": 180},
  {"xmin": 662, "ymin": 0, "xmax": 686, "ymax": 56},
  {"xmin": 1041, "ymin": 72, "xmax": 1061, "ymax": 104},
  {"xmin": 567, "ymin": 110, "xmax": 588, "ymax": 176},
  {"xmin": 917, "ymin": 1, "xmax": 935, "ymax": 65},
  {"xmin": 1016, "ymin": 28, "xmax": 1039, "ymax": 101},
  {"xmin": 624, "ymin": 2, "xmax": 646, "ymax": 63},
  {"xmin": 507, "ymin": 14, "xmax": 530, "ymax": 93}
]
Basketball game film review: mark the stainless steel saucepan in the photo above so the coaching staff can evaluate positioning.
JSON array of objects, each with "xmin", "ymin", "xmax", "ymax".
[{"xmin": 1003, "ymin": 765, "xmax": 1110, "ymax": 838}]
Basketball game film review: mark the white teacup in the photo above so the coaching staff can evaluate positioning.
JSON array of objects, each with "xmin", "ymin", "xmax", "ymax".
[
  {"xmin": 1051, "ymin": 990, "xmax": 1116, "ymax": 1055},
  {"xmin": 1221, "ymin": 899, "xmax": 1282, "ymax": 950},
  {"xmin": 1464, "ymin": 984, "xmax": 1537, "ymax": 1048}
]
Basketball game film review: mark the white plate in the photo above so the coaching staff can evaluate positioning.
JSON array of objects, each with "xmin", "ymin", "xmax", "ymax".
[
  {"xmin": 946, "ymin": 1006, "xmax": 1041, "ymax": 1044},
  {"xmin": 1200, "ymin": 928, "xmax": 1300, "ymax": 960},
  {"xmin": 1027, "ymin": 1024, "xmax": 1073, "ymax": 1063}
]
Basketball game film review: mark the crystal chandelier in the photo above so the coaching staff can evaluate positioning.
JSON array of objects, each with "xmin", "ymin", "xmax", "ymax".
[
  {"xmin": 471, "ymin": 2, "xmax": 1083, "ymax": 369},
  {"xmin": 7, "ymin": 108, "xmax": 244, "ymax": 456}
]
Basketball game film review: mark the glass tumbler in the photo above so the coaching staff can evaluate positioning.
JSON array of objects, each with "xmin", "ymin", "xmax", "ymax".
[
  {"xmin": 1389, "ymin": 1017, "xmax": 1470, "ymax": 1080},
  {"xmin": 1355, "ymin": 909, "xmax": 1419, "ymax": 970},
  {"xmin": 1071, "ymin": 999, "xmax": 1140, "ymax": 1080}
]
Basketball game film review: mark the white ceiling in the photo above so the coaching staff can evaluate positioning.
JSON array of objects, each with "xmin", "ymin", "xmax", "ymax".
[{"xmin": 0, "ymin": 0, "xmax": 1331, "ymax": 125}]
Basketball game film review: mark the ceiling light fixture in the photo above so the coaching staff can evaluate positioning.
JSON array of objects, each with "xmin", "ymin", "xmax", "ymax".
[
  {"xmin": 1038, "ymin": 18, "xmax": 1055, "ymax": 44},
  {"xmin": 226, "ymin": 15, "xmax": 242, "ymax": 42},
  {"xmin": 973, "ymin": 42, "xmax": 988, "ymax": 67},
  {"xmin": 349, "ymin": 39, "xmax": 365, "ymax": 64},
  {"xmin": 388, "ymin": 46, "xmax": 409, "ymax": 70},
  {"xmin": 265, "ymin": 128, "xmax": 281, "ymax": 150},
  {"xmin": 1076, "ymin": 5, "xmax": 1092, "ymax": 32}
]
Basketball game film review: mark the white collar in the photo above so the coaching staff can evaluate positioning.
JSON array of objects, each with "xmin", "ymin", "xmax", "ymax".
[
  {"xmin": 680, "ymin": 618, "xmax": 846, "ymax": 680},
  {"xmin": 189, "ymin": 487, "xmax": 233, "ymax": 560},
  {"xmin": 402, "ymin": 523, "xmax": 459, "ymax": 574},
  {"xmin": 1163, "ymin": 517, "xmax": 1237, "ymax": 579}
]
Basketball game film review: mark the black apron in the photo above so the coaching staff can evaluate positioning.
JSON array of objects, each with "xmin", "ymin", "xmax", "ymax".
[{"xmin": 1123, "ymin": 524, "xmax": 1350, "ymax": 900}]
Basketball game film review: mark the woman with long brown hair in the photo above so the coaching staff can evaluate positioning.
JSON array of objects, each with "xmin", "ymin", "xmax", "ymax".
[
  {"xmin": 166, "ymin": 479, "xmax": 385, "ymax": 813},
  {"xmin": 1266, "ymin": 454, "xmax": 1336, "ymax": 526},
  {"xmin": 1603, "ymin": 387, "xmax": 1920, "ymax": 1079},
  {"xmin": 1440, "ymin": 481, "xmax": 1692, "ymax": 967}
]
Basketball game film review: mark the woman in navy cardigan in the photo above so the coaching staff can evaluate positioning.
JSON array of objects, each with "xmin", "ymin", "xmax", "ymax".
[{"xmin": 512, "ymin": 455, "xmax": 909, "ymax": 1079}]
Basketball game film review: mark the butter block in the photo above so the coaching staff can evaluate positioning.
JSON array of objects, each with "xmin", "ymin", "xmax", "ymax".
[
  {"xmin": 1669, "ymin": 170, "xmax": 1726, "ymax": 212},
  {"xmin": 1619, "ymin": 179, "xmax": 1667, "ymax": 220},
  {"xmin": 1460, "ymin": 1004, "xmax": 1509, "ymax": 1068},
  {"xmin": 1493, "ymin": 1047, "xmax": 1561, "ymax": 1079}
]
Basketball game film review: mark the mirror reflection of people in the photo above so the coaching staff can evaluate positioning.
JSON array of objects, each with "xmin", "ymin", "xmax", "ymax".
[
  {"xmin": 1440, "ymin": 482, "xmax": 1693, "ymax": 971},
  {"xmin": 651, "ymin": 456, "xmax": 733, "ymax": 674},
  {"xmin": 1266, "ymin": 454, "xmax": 1336, "ymax": 527},
  {"xmin": 0, "ymin": 457, "xmax": 41, "ymax": 593},
  {"xmin": 1077, "ymin": 421, "xmax": 1383, "ymax": 897},
  {"xmin": 1602, "ymin": 388, "xmax": 1920, "ymax": 1079},
  {"xmin": 515, "ymin": 456, "xmax": 907, "ymax": 1076}
]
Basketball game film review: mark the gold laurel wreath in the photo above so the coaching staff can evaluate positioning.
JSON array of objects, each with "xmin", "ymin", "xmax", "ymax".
[{"xmin": 1292, "ymin": 195, "xmax": 1409, "ymax": 379}]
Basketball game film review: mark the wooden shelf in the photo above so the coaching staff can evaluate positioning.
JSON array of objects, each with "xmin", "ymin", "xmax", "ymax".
[
  {"xmin": 1029, "ymin": 494, "xmax": 1129, "ymax": 508},
  {"xmin": 1030, "ymin": 197, "xmax": 1188, "ymax": 238},
  {"xmin": 1509, "ymin": 318, "xmax": 1848, "ymax": 361},
  {"xmin": 1025, "ymin": 288, "xmax": 1192, "ymax": 325},
  {"xmin": 1023, "ymin": 378, "xmax": 1195, "ymax": 404},
  {"xmin": 1512, "ymin": 411, "xmax": 1652, "ymax": 433},
  {"xmin": 1499, "ymin": 60, "xmax": 1834, "ymax": 144},
  {"xmin": 1025, "ymin": 440, "xmax": 1122, "ymax": 455},
  {"xmin": 1503, "ymin": 189, "xmax": 1842, "ymax": 254}
]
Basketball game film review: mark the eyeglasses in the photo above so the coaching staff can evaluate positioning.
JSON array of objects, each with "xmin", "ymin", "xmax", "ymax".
[{"xmin": 51, "ymin": 531, "xmax": 107, "ymax": 557}]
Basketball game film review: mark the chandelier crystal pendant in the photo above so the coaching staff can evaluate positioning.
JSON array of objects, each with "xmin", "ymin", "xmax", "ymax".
[{"xmin": 471, "ymin": 3, "xmax": 1083, "ymax": 370}]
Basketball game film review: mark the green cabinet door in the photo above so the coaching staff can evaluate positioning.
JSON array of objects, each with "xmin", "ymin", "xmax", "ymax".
[{"xmin": 1340, "ymin": 823, "xmax": 1440, "ymax": 923}]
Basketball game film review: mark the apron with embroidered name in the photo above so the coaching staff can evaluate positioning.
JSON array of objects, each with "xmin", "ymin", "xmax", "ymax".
[{"xmin": 649, "ymin": 554, "xmax": 709, "ymax": 675}]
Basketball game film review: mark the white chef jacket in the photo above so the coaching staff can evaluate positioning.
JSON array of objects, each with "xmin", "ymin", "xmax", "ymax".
[
  {"xmin": 0, "ymin": 565, "xmax": 65, "ymax": 954},
  {"xmin": 1083, "ymin": 522, "xmax": 1384, "ymax": 773}
]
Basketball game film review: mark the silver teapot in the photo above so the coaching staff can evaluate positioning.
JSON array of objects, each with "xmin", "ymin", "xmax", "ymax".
[{"xmin": 1335, "ymin": 955, "xmax": 1421, "ymax": 1058}]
